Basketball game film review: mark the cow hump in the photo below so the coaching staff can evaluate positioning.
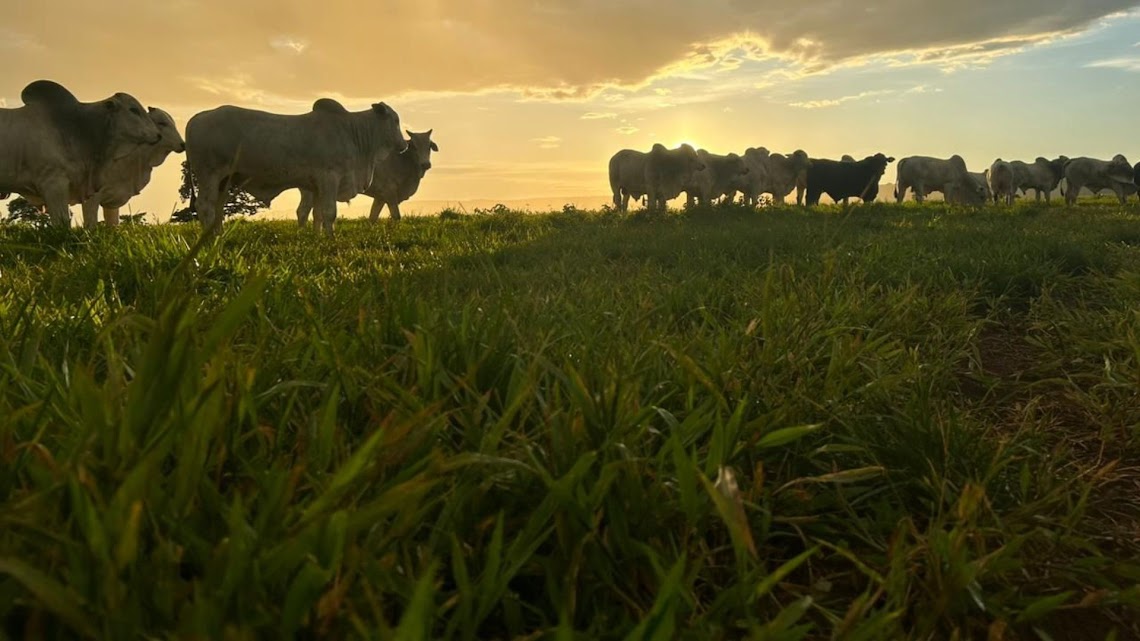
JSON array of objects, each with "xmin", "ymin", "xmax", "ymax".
[
  {"xmin": 21, "ymin": 80, "xmax": 80, "ymax": 108},
  {"xmin": 312, "ymin": 98, "xmax": 349, "ymax": 115}
]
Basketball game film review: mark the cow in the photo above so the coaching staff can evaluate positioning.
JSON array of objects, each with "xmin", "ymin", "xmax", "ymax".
[
  {"xmin": 684, "ymin": 150, "xmax": 748, "ymax": 207},
  {"xmin": 1010, "ymin": 157, "xmax": 1066, "ymax": 203},
  {"xmin": 0, "ymin": 80, "xmax": 162, "ymax": 226},
  {"xmin": 895, "ymin": 155, "xmax": 986, "ymax": 205},
  {"xmin": 987, "ymin": 160, "xmax": 1015, "ymax": 205},
  {"xmin": 297, "ymin": 129, "xmax": 437, "ymax": 225},
  {"xmin": 731, "ymin": 148, "xmax": 810, "ymax": 207},
  {"xmin": 644, "ymin": 143, "xmax": 704, "ymax": 211},
  {"xmin": 19, "ymin": 107, "xmax": 185, "ymax": 226},
  {"xmin": 609, "ymin": 149, "xmax": 650, "ymax": 212},
  {"xmin": 804, "ymin": 154, "xmax": 894, "ymax": 207},
  {"xmin": 909, "ymin": 171, "xmax": 991, "ymax": 204},
  {"xmin": 78, "ymin": 107, "xmax": 185, "ymax": 227},
  {"xmin": 185, "ymin": 97, "xmax": 406, "ymax": 235},
  {"xmin": 1061, "ymin": 155, "xmax": 1134, "ymax": 205}
]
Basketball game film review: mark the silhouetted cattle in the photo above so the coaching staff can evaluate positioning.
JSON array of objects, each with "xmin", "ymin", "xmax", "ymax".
[{"xmin": 804, "ymin": 154, "xmax": 895, "ymax": 206}]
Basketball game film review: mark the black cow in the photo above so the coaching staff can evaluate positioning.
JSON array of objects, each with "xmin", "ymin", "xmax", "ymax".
[{"xmin": 804, "ymin": 153, "xmax": 895, "ymax": 207}]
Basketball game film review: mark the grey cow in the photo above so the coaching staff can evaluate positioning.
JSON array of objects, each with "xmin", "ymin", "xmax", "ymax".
[
  {"xmin": 0, "ymin": 80, "xmax": 161, "ymax": 226},
  {"xmin": 186, "ymin": 98, "xmax": 406, "ymax": 235},
  {"xmin": 298, "ymin": 129, "xmax": 437, "ymax": 224}
]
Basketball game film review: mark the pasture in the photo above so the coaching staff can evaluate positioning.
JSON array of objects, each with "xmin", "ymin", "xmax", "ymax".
[{"xmin": 1, "ymin": 202, "xmax": 1139, "ymax": 640}]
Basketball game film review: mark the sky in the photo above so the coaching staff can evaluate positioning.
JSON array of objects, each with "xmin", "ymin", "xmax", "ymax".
[{"xmin": 2, "ymin": 0, "xmax": 1140, "ymax": 219}]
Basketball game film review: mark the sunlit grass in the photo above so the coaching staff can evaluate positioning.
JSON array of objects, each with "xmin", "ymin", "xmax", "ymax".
[{"xmin": 1, "ymin": 201, "xmax": 1139, "ymax": 639}]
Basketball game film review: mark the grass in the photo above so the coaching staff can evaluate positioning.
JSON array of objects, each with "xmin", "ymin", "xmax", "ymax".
[{"xmin": 1, "ymin": 200, "xmax": 1139, "ymax": 640}]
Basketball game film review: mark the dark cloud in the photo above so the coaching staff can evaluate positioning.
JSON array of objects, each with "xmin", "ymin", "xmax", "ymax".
[{"xmin": 0, "ymin": 1, "xmax": 1134, "ymax": 106}]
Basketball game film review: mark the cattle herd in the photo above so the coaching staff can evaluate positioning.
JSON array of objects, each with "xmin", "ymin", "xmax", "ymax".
[
  {"xmin": 610, "ymin": 145, "xmax": 1140, "ymax": 211},
  {"xmin": 1, "ymin": 80, "xmax": 1138, "ymax": 237},
  {"xmin": 0, "ymin": 80, "xmax": 437, "ymax": 235}
]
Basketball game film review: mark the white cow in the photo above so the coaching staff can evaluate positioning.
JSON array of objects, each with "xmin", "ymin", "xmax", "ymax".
[
  {"xmin": 685, "ymin": 150, "xmax": 749, "ymax": 207},
  {"xmin": 1010, "ymin": 157, "xmax": 1067, "ymax": 203},
  {"xmin": 1062, "ymin": 155, "xmax": 1135, "ymax": 205},
  {"xmin": 609, "ymin": 149, "xmax": 649, "ymax": 212},
  {"xmin": 298, "ymin": 129, "xmax": 437, "ymax": 224},
  {"xmin": 79, "ymin": 108, "xmax": 184, "ymax": 227},
  {"xmin": 987, "ymin": 160, "xmax": 1015, "ymax": 205},
  {"xmin": 185, "ymin": 98, "xmax": 406, "ymax": 235},
  {"xmin": 645, "ymin": 143, "xmax": 705, "ymax": 211},
  {"xmin": 895, "ymin": 155, "xmax": 986, "ymax": 205},
  {"xmin": 731, "ymin": 148, "xmax": 810, "ymax": 206},
  {"xmin": 0, "ymin": 80, "xmax": 161, "ymax": 226}
]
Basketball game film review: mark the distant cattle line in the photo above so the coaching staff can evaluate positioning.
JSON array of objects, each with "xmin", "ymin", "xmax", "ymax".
[{"xmin": 2, "ymin": 80, "xmax": 1137, "ymax": 235}]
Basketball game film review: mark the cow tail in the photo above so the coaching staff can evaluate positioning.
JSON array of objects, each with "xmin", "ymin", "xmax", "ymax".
[
  {"xmin": 607, "ymin": 157, "xmax": 621, "ymax": 208},
  {"xmin": 182, "ymin": 164, "xmax": 198, "ymax": 214}
]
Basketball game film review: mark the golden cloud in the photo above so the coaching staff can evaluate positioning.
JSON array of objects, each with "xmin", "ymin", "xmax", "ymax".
[{"xmin": 0, "ymin": 0, "xmax": 1133, "ymax": 108}]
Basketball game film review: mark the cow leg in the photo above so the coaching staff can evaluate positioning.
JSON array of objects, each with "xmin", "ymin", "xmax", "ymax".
[
  {"xmin": 314, "ymin": 191, "xmax": 337, "ymax": 237},
  {"xmin": 368, "ymin": 199, "xmax": 386, "ymax": 222},
  {"xmin": 795, "ymin": 184, "xmax": 805, "ymax": 207},
  {"xmin": 81, "ymin": 199, "xmax": 100, "ymax": 229},
  {"xmin": 296, "ymin": 190, "xmax": 313, "ymax": 227},
  {"xmin": 912, "ymin": 184, "xmax": 925, "ymax": 204},
  {"xmin": 195, "ymin": 174, "xmax": 225, "ymax": 234},
  {"xmin": 388, "ymin": 201, "xmax": 402, "ymax": 221},
  {"xmin": 620, "ymin": 192, "xmax": 630, "ymax": 213},
  {"xmin": 1115, "ymin": 185, "xmax": 1126, "ymax": 205},
  {"xmin": 104, "ymin": 207, "xmax": 121, "ymax": 226},
  {"xmin": 43, "ymin": 182, "xmax": 71, "ymax": 228}
]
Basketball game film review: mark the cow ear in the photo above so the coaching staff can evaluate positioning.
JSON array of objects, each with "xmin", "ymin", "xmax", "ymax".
[
  {"xmin": 371, "ymin": 102, "xmax": 390, "ymax": 114},
  {"xmin": 405, "ymin": 129, "xmax": 413, "ymax": 137},
  {"xmin": 430, "ymin": 142, "xmax": 439, "ymax": 152}
]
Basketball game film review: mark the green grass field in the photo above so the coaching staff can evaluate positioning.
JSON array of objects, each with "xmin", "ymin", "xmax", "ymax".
[{"xmin": 2, "ymin": 202, "xmax": 1139, "ymax": 640}]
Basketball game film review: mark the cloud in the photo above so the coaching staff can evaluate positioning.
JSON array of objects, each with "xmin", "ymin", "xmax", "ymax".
[
  {"xmin": 0, "ymin": 1, "xmax": 1133, "ymax": 107},
  {"xmin": 532, "ymin": 135, "xmax": 562, "ymax": 149},
  {"xmin": 789, "ymin": 89, "xmax": 896, "ymax": 109},
  {"xmin": 616, "ymin": 126, "xmax": 639, "ymax": 135},
  {"xmin": 581, "ymin": 112, "xmax": 617, "ymax": 120},
  {"xmin": 1087, "ymin": 56, "xmax": 1140, "ymax": 71},
  {"xmin": 270, "ymin": 36, "xmax": 308, "ymax": 54}
]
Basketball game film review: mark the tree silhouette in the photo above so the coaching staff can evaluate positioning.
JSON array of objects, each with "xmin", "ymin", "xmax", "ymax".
[
  {"xmin": 171, "ymin": 161, "xmax": 266, "ymax": 223},
  {"xmin": 4, "ymin": 197, "xmax": 47, "ymax": 225}
]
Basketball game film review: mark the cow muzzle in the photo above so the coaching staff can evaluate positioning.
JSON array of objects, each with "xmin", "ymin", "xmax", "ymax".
[{"xmin": 421, "ymin": 162, "xmax": 432, "ymax": 172}]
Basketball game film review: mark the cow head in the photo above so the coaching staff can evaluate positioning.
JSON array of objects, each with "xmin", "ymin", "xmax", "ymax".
[
  {"xmin": 371, "ymin": 102, "xmax": 408, "ymax": 157},
  {"xmin": 405, "ymin": 129, "xmax": 438, "ymax": 176},
  {"xmin": 1040, "ymin": 157, "xmax": 1067, "ymax": 187},
  {"xmin": 679, "ymin": 143, "xmax": 705, "ymax": 173},
  {"xmin": 104, "ymin": 92, "xmax": 162, "ymax": 155},
  {"xmin": 866, "ymin": 153, "xmax": 895, "ymax": 178},
  {"xmin": 789, "ymin": 149, "xmax": 811, "ymax": 172},
  {"xmin": 147, "ymin": 107, "xmax": 186, "ymax": 155},
  {"xmin": 1109, "ymin": 154, "xmax": 1134, "ymax": 183}
]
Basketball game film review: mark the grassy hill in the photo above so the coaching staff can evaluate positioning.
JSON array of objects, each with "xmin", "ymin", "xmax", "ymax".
[{"xmin": 2, "ymin": 202, "xmax": 1139, "ymax": 639}]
